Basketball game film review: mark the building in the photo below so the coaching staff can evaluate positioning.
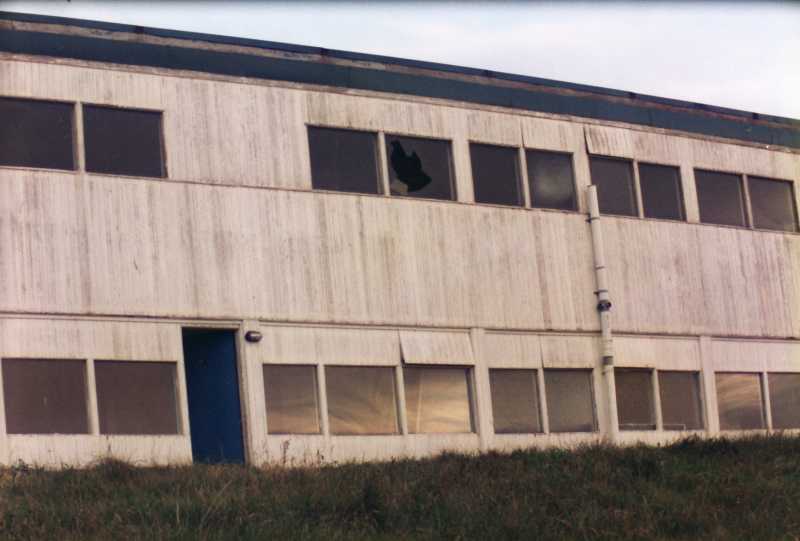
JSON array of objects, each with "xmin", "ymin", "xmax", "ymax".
[{"xmin": 0, "ymin": 12, "xmax": 799, "ymax": 467}]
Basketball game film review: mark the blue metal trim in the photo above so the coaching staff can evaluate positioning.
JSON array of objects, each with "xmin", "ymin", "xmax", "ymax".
[{"xmin": 1, "ymin": 11, "xmax": 798, "ymax": 148}]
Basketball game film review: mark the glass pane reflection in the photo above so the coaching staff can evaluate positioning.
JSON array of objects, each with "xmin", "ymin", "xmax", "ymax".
[
  {"xmin": 695, "ymin": 170, "xmax": 746, "ymax": 227},
  {"xmin": 544, "ymin": 369, "xmax": 597, "ymax": 433},
  {"xmin": 489, "ymin": 369, "xmax": 541, "ymax": 434},
  {"xmin": 716, "ymin": 373, "xmax": 764, "ymax": 430},
  {"xmin": 658, "ymin": 371, "xmax": 704, "ymax": 431},
  {"xmin": 326, "ymin": 366, "xmax": 399, "ymax": 435},
  {"xmin": 768, "ymin": 373, "xmax": 800, "ymax": 429},
  {"xmin": 615, "ymin": 369, "xmax": 655, "ymax": 430},
  {"xmin": 748, "ymin": 176, "xmax": 798, "ymax": 232},
  {"xmin": 404, "ymin": 366, "xmax": 473, "ymax": 433},
  {"xmin": 263, "ymin": 365, "xmax": 321, "ymax": 435},
  {"xmin": 527, "ymin": 150, "xmax": 577, "ymax": 211}
]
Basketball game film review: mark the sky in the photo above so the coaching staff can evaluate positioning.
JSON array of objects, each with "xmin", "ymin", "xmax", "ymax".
[{"xmin": 4, "ymin": 1, "xmax": 799, "ymax": 119}]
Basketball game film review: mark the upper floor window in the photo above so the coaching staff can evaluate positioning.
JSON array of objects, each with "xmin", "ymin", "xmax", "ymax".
[
  {"xmin": 589, "ymin": 156, "xmax": 637, "ymax": 216},
  {"xmin": 386, "ymin": 134, "xmax": 455, "ymax": 201},
  {"xmin": 308, "ymin": 126, "xmax": 381, "ymax": 195},
  {"xmin": 695, "ymin": 169, "xmax": 746, "ymax": 227},
  {"xmin": 747, "ymin": 176, "xmax": 798, "ymax": 232},
  {"xmin": 83, "ymin": 105, "xmax": 165, "ymax": 178},
  {"xmin": 0, "ymin": 97, "xmax": 74, "ymax": 171},
  {"xmin": 470, "ymin": 143, "xmax": 522, "ymax": 207},
  {"xmin": 638, "ymin": 163, "xmax": 685, "ymax": 221},
  {"xmin": 526, "ymin": 150, "xmax": 577, "ymax": 211}
]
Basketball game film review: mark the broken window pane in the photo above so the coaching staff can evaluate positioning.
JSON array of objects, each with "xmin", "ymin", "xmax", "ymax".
[
  {"xmin": 659, "ymin": 371, "xmax": 704, "ymax": 430},
  {"xmin": 95, "ymin": 361, "xmax": 179, "ymax": 435},
  {"xmin": 544, "ymin": 369, "xmax": 597, "ymax": 433},
  {"xmin": 489, "ymin": 369, "xmax": 541, "ymax": 434},
  {"xmin": 615, "ymin": 369, "xmax": 656, "ymax": 430},
  {"xmin": 2, "ymin": 358, "xmax": 88, "ymax": 434},
  {"xmin": 404, "ymin": 366, "xmax": 473, "ymax": 433},
  {"xmin": 639, "ymin": 163, "xmax": 685, "ymax": 221},
  {"xmin": 83, "ymin": 105, "xmax": 165, "ymax": 177},
  {"xmin": 589, "ymin": 156, "xmax": 637, "ymax": 216},
  {"xmin": 470, "ymin": 143, "xmax": 522, "ymax": 206},
  {"xmin": 768, "ymin": 373, "xmax": 800, "ymax": 429},
  {"xmin": 263, "ymin": 364, "xmax": 320, "ymax": 434},
  {"xmin": 0, "ymin": 97, "xmax": 74, "ymax": 170},
  {"xmin": 695, "ymin": 170, "xmax": 746, "ymax": 227},
  {"xmin": 326, "ymin": 366, "xmax": 399, "ymax": 435},
  {"xmin": 748, "ymin": 176, "xmax": 798, "ymax": 232},
  {"xmin": 386, "ymin": 135, "xmax": 454, "ymax": 200},
  {"xmin": 526, "ymin": 150, "xmax": 577, "ymax": 211},
  {"xmin": 308, "ymin": 126, "xmax": 381, "ymax": 194},
  {"xmin": 716, "ymin": 373, "xmax": 764, "ymax": 430}
]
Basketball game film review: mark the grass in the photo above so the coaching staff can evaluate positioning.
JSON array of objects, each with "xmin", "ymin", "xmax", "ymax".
[{"xmin": 1, "ymin": 436, "xmax": 799, "ymax": 540}]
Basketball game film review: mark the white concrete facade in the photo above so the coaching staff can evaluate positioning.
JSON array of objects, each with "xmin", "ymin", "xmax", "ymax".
[{"xmin": 0, "ymin": 18, "xmax": 799, "ymax": 467}]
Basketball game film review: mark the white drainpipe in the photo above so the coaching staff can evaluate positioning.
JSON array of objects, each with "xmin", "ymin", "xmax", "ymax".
[{"xmin": 586, "ymin": 185, "xmax": 619, "ymax": 444}]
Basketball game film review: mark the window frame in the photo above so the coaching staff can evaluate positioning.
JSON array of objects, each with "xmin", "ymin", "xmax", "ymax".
[
  {"xmin": 488, "ymin": 367, "xmax": 543, "ymax": 434},
  {"xmin": 402, "ymin": 364, "xmax": 476, "ymax": 435},
  {"xmin": 0, "ymin": 95, "xmax": 78, "ymax": 172},
  {"xmin": 543, "ymin": 368, "xmax": 598, "ymax": 434},
  {"xmin": 745, "ymin": 174, "xmax": 800, "ymax": 233},
  {"xmin": 82, "ymin": 102, "xmax": 168, "ymax": 179},
  {"xmin": 615, "ymin": 367, "xmax": 657, "ymax": 431},
  {"xmin": 384, "ymin": 131, "xmax": 457, "ymax": 202},
  {"xmin": 656, "ymin": 369, "xmax": 705, "ymax": 432},
  {"xmin": 262, "ymin": 363, "xmax": 322, "ymax": 436},
  {"xmin": 693, "ymin": 167, "xmax": 749, "ymax": 228},
  {"xmin": 588, "ymin": 154, "xmax": 640, "ymax": 218},
  {"xmin": 324, "ymin": 364, "xmax": 402, "ymax": 436},
  {"xmin": 306, "ymin": 124, "xmax": 383, "ymax": 196},
  {"xmin": 715, "ymin": 371, "xmax": 766, "ymax": 431},
  {"xmin": 468, "ymin": 141, "xmax": 524, "ymax": 208},
  {"xmin": 637, "ymin": 161, "xmax": 687, "ymax": 222},
  {"xmin": 524, "ymin": 147, "xmax": 579, "ymax": 212}
]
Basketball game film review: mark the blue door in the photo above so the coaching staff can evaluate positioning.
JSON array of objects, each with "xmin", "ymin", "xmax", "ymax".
[{"xmin": 182, "ymin": 329, "xmax": 245, "ymax": 464}]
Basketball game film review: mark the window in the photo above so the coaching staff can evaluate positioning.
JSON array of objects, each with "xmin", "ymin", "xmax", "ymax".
[
  {"xmin": 695, "ymin": 170, "xmax": 746, "ymax": 227},
  {"xmin": 83, "ymin": 105, "xmax": 165, "ymax": 177},
  {"xmin": 470, "ymin": 143, "xmax": 522, "ymax": 206},
  {"xmin": 489, "ymin": 369, "xmax": 541, "ymax": 434},
  {"xmin": 0, "ymin": 97, "xmax": 74, "ymax": 170},
  {"xmin": 263, "ymin": 365, "xmax": 321, "ymax": 434},
  {"xmin": 94, "ymin": 361, "xmax": 179, "ymax": 435},
  {"xmin": 325, "ymin": 366, "xmax": 399, "ymax": 435},
  {"xmin": 404, "ymin": 366, "xmax": 473, "ymax": 433},
  {"xmin": 748, "ymin": 176, "xmax": 798, "ymax": 232},
  {"xmin": 544, "ymin": 369, "xmax": 597, "ymax": 433},
  {"xmin": 589, "ymin": 156, "xmax": 637, "ymax": 216},
  {"xmin": 2, "ymin": 358, "xmax": 88, "ymax": 434},
  {"xmin": 638, "ymin": 163, "xmax": 685, "ymax": 221},
  {"xmin": 715, "ymin": 373, "xmax": 764, "ymax": 430},
  {"xmin": 768, "ymin": 373, "xmax": 800, "ymax": 429},
  {"xmin": 615, "ymin": 369, "xmax": 656, "ymax": 430},
  {"xmin": 526, "ymin": 150, "xmax": 577, "ymax": 211},
  {"xmin": 658, "ymin": 371, "xmax": 704, "ymax": 431},
  {"xmin": 308, "ymin": 127, "xmax": 381, "ymax": 195},
  {"xmin": 386, "ymin": 134, "xmax": 454, "ymax": 200}
]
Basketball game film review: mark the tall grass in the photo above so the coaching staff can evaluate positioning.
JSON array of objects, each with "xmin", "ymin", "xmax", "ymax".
[{"xmin": 1, "ymin": 435, "xmax": 799, "ymax": 540}]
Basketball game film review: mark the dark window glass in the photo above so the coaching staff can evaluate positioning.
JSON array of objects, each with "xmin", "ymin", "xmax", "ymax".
[
  {"xmin": 544, "ymin": 369, "xmax": 597, "ymax": 433},
  {"xmin": 470, "ymin": 143, "xmax": 522, "ymax": 206},
  {"xmin": 404, "ymin": 366, "xmax": 473, "ymax": 433},
  {"xmin": 308, "ymin": 127, "xmax": 381, "ymax": 194},
  {"xmin": 489, "ymin": 369, "xmax": 541, "ymax": 433},
  {"xmin": 768, "ymin": 373, "xmax": 800, "ymax": 429},
  {"xmin": 386, "ymin": 135, "xmax": 454, "ymax": 200},
  {"xmin": 658, "ymin": 371, "xmax": 704, "ymax": 430},
  {"xmin": 695, "ymin": 170, "xmax": 746, "ymax": 227},
  {"xmin": 263, "ymin": 365, "xmax": 320, "ymax": 434},
  {"xmin": 83, "ymin": 105, "xmax": 164, "ymax": 177},
  {"xmin": 748, "ymin": 176, "xmax": 798, "ymax": 232},
  {"xmin": 0, "ymin": 97, "xmax": 74, "ymax": 170},
  {"xmin": 95, "ymin": 361, "xmax": 179, "ymax": 435},
  {"xmin": 326, "ymin": 366, "xmax": 398, "ymax": 435},
  {"xmin": 716, "ymin": 373, "xmax": 764, "ymax": 430},
  {"xmin": 2, "ymin": 358, "xmax": 88, "ymax": 434},
  {"xmin": 589, "ymin": 157, "xmax": 637, "ymax": 216},
  {"xmin": 615, "ymin": 369, "xmax": 656, "ymax": 430},
  {"xmin": 639, "ymin": 163, "xmax": 685, "ymax": 221},
  {"xmin": 526, "ymin": 150, "xmax": 577, "ymax": 210}
]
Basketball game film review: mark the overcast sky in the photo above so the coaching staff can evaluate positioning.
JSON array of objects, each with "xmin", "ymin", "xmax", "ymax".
[{"xmin": 4, "ymin": 1, "xmax": 799, "ymax": 118}]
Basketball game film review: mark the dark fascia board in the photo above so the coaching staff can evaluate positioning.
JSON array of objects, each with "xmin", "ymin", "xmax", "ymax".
[{"xmin": 1, "ymin": 10, "xmax": 799, "ymax": 149}]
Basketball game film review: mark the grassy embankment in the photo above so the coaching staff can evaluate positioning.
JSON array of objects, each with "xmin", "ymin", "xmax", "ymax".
[{"xmin": 1, "ymin": 435, "xmax": 799, "ymax": 540}]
